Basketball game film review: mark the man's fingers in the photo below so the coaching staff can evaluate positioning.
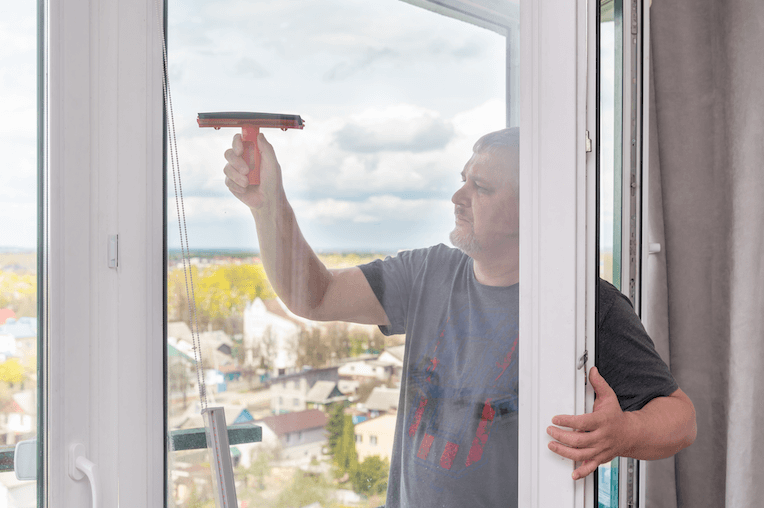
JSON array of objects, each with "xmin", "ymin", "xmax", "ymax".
[
  {"xmin": 547, "ymin": 440, "xmax": 597, "ymax": 463},
  {"xmin": 548, "ymin": 442, "xmax": 609, "ymax": 480},
  {"xmin": 552, "ymin": 413, "xmax": 600, "ymax": 432},
  {"xmin": 232, "ymin": 133, "xmax": 243, "ymax": 156},
  {"xmin": 572, "ymin": 460, "xmax": 600, "ymax": 481},
  {"xmin": 547, "ymin": 426, "xmax": 597, "ymax": 449},
  {"xmin": 257, "ymin": 132, "xmax": 274, "ymax": 160},
  {"xmin": 225, "ymin": 175, "xmax": 246, "ymax": 195},
  {"xmin": 223, "ymin": 161, "xmax": 249, "ymax": 189}
]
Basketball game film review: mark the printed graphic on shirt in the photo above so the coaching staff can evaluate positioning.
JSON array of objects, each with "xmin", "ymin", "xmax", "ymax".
[{"xmin": 405, "ymin": 299, "xmax": 518, "ymax": 481}]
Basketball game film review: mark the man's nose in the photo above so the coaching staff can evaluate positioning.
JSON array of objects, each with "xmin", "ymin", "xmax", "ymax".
[{"xmin": 452, "ymin": 183, "xmax": 469, "ymax": 205}]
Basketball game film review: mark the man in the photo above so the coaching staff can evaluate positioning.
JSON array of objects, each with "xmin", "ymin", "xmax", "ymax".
[{"xmin": 223, "ymin": 128, "xmax": 696, "ymax": 507}]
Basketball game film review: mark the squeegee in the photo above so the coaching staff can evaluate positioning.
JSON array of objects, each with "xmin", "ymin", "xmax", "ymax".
[{"xmin": 198, "ymin": 112, "xmax": 305, "ymax": 185}]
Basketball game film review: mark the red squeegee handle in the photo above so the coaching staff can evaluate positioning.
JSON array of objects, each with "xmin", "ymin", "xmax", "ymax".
[
  {"xmin": 241, "ymin": 126, "xmax": 261, "ymax": 186},
  {"xmin": 197, "ymin": 112, "xmax": 304, "ymax": 187}
]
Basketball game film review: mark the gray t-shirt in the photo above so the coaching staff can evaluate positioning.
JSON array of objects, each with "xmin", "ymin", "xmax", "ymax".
[{"xmin": 359, "ymin": 244, "xmax": 677, "ymax": 508}]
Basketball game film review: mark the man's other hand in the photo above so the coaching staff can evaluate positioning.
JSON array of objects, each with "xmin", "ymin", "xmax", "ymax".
[
  {"xmin": 224, "ymin": 132, "xmax": 282, "ymax": 210},
  {"xmin": 546, "ymin": 366, "xmax": 633, "ymax": 480}
]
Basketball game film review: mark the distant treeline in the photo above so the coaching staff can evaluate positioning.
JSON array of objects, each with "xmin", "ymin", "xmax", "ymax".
[{"xmin": 167, "ymin": 249, "xmax": 392, "ymax": 264}]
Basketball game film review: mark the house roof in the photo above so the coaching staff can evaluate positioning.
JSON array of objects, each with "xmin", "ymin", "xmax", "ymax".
[
  {"xmin": 168, "ymin": 322, "xmax": 193, "ymax": 342},
  {"xmin": 382, "ymin": 345, "xmax": 405, "ymax": 362},
  {"xmin": 0, "ymin": 317, "xmax": 37, "ymax": 339},
  {"xmin": 0, "ymin": 309, "xmax": 16, "ymax": 326},
  {"xmin": 364, "ymin": 386, "xmax": 400, "ymax": 412},
  {"xmin": 167, "ymin": 343, "xmax": 194, "ymax": 363},
  {"xmin": 305, "ymin": 380, "xmax": 342, "ymax": 402},
  {"xmin": 219, "ymin": 363, "xmax": 241, "ymax": 374},
  {"xmin": 200, "ymin": 330, "xmax": 232, "ymax": 347},
  {"xmin": 1, "ymin": 400, "xmax": 24, "ymax": 414},
  {"xmin": 272, "ymin": 365, "xmax": 340, "ymax": 384},
  {"xmin": 259, "ymin": 409, "xmax": 327, "ymax": 436}
]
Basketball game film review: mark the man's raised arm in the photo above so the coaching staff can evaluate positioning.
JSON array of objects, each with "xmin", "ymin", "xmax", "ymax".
[{"xmin": 223, "ymin": 133, "xmax": 389, "ymax": 326}]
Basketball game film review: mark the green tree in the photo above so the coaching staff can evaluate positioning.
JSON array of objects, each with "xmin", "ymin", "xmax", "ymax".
[
  {"xmin": 333, "ymin": 414, "xmax": 358, "ymax": 478},
  {"xmin": 0, "ymin": 270, "xmax": 36, "ymax": 316},
  {"xmin": 0, "ymin": 358, "xmax": 25, "ymax": 387},
  {"xmin": 167, "ymin": 263, "xmax": 276, "ymax": 333},
  {"xmin": 326, "ymin": 322, "xmax": 351, "ymax": 361},
  {"xmin": 325, "ymin": 402, "xmax": 346, "ymax": 459},
  {"xmin": 185, "ymin": 483, "xmax": 215, "ymax": 508},
  {"xmin": 352, "ymin": 456, "xmax": 389, "ymax": 496},
  {"xmin": 237, "ymin": 450, "xmax": 272, "ymax": 491},
  {"xmin": 275, "ymin": 471, "xmax": 330, "ymax": 508},
  {"xmin": 368, "ymin": 327, "xmax": 386, "ymax": 355},
  {"xmin": 297, "ymin": 327, "xmax": 330, "ymax": 368}
]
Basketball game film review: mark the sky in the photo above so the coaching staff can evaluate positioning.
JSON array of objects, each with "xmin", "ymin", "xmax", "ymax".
[
  {"xmin": 0, "ymin": 0, "xmax": 615, "ymax": 254},
  {"xmin": 0, "ymin": 2, "xmax": 37, "ymax": 250}
]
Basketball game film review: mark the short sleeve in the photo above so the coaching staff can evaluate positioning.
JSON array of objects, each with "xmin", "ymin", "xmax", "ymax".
[
  {"xmin": 358, "ymin": 248, "xmax": 430, "ymax": 336},
  {"xmin": 597, "ymin": 279, "xmax": 679, "ymax": 412}
]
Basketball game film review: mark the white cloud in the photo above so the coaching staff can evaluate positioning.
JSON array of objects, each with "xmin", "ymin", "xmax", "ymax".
[
  {"xmin": 270, "ymin": 99, "xmax": 506, "ymax": 198},
  {"xmin": 334, "ymin": 104, "xmax": 454, "ymax": 153},
  {"xmin": 293, "ymin": 195, "xmax": 452, "ymax": 226}
]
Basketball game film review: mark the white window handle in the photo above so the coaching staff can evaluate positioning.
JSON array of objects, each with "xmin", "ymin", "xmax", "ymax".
[{"xmin": 69, "ymin": 444, "xmax": 98, "ymax": 508}]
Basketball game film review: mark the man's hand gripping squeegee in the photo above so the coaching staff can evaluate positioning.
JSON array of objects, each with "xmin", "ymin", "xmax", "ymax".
[{"xmin": 197, "ymin": 112, "xmax": 305, "ymax": 185}]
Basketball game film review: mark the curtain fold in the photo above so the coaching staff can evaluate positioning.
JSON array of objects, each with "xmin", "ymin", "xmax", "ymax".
[
  {"xmin": 647, "ymin": 0, "xmax": 764, "ymax": 505},
  {"xmin": 643, "ymin": 42, "xmax": 677, "ymax": 508}
]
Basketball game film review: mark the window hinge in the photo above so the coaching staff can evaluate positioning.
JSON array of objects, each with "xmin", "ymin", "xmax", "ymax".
[
  {"xmin": 577, "ymin": 351, "xmax": 588, "ymax": 370},
  {"xmin": 108, "ymin": 234, "xmax": 119, "ymax": 269},
  {"xmin": 578, "ymin": 350, "xmax": 589, "ymax": 385},
  {"xmin": 585, "ymin": 130, "xmax": 592, "ymax": 153}
]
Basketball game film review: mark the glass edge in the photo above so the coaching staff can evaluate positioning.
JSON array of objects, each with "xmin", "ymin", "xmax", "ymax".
[
  {"xmin": 37, "ymin": 0, "xmax": 47, "ymax": 505},
  {"xmin": 612, "ymin": 0, "xmax": 624, "ymax": 291},
  {"xmin": 162, "ymin": 1, "xmax": 169, "ymax": 507},
  {"xmin": 594, "ymin": 0, "xmax": 602, "ymax": 503}
]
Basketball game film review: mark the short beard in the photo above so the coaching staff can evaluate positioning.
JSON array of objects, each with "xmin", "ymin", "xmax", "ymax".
[{"xmin": 450, "ymin": 227, "xmax": 481, "ymax": 257}]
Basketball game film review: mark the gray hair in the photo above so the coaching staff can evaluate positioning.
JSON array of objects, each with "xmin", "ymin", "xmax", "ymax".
[
  {"xmin": 473, "ymin": 127, "xmax": 519, "ymax": 192},
  {"xmin": 473, "ymin": 127, "xmax": 519, "ymax": 154}
]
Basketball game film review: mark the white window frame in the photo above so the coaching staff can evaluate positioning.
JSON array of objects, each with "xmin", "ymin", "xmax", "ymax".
[
  {"xmin": 46, "ymin": 0, "xmax": 164, "ymax": 504},
  {"xmin": 43, "ymin": 0, "xmax": 603, "ymax": 506},
  {"xmin": 518, "ymin": 0, "xmax": 598, "ymax": 506}
]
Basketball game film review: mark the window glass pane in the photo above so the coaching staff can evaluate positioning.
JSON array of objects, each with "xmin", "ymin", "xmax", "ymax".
[
  {"xmin": 0, "ymin": 1, "xmax": 40, "ymax": 505},
  {"xmin": 599, "ymin": 0, "xmax": 622, "ymax": 288},
  {"xmin": 598, "ymin": 0, "xmax": 623, "ymax": 504},
  {"xmin": 166, "ymin": 1, "xmax": 518, "ymax": 507}
]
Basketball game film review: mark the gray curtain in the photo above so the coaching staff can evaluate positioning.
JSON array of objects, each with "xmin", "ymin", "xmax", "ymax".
[{"xmin": 646, "ymin": 0, "xmax": 764, "ymax": 506}]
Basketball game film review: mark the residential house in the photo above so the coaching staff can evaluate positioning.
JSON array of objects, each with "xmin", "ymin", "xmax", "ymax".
[
  {"xmin": 377, "ymin": 345, "xmax": 405, "ymax": 383},
  {"xmin": 305, "ymin": 380, "xmax": 346, "ymax": 411},
  {"xmin": 0, "ymin": 391, "xmax": 36, "ymax": 445},
  {"xmin": 0, "ymin": 317, "xmax": 37, "ymax": 359},
  {"xmin": 0, "ymin": 334, "xmax": 16, "ymax": 363},
  {"xmin": 362, "ymin": 386, "xmax": 400, "ymax": 418},
  {"xmin": 269, "ymin": 366, "xmax": 340, "ymax": 414},
  {"xmin": 167, "ymin": 322, "xmax": 234, "ymax": 372},
  {"xmin": 243, "ymin": 297, "xmax": 317, "ymax": 376},
  {"xmin": 354, "ymin": 414, "xmax": 397, "ymax": 462},
  {"xmin": 337, "ymin": 358, "xmax": 392, "ymax": 382},
  {"xmin": 256, "ymin": 409, "xmax": 328, "ymax": 465}
]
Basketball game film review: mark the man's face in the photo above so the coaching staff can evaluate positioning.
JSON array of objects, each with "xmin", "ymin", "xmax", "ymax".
[{"xmin": 449, "ymin": 147, "xmax": 519, "ymax": 259}]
